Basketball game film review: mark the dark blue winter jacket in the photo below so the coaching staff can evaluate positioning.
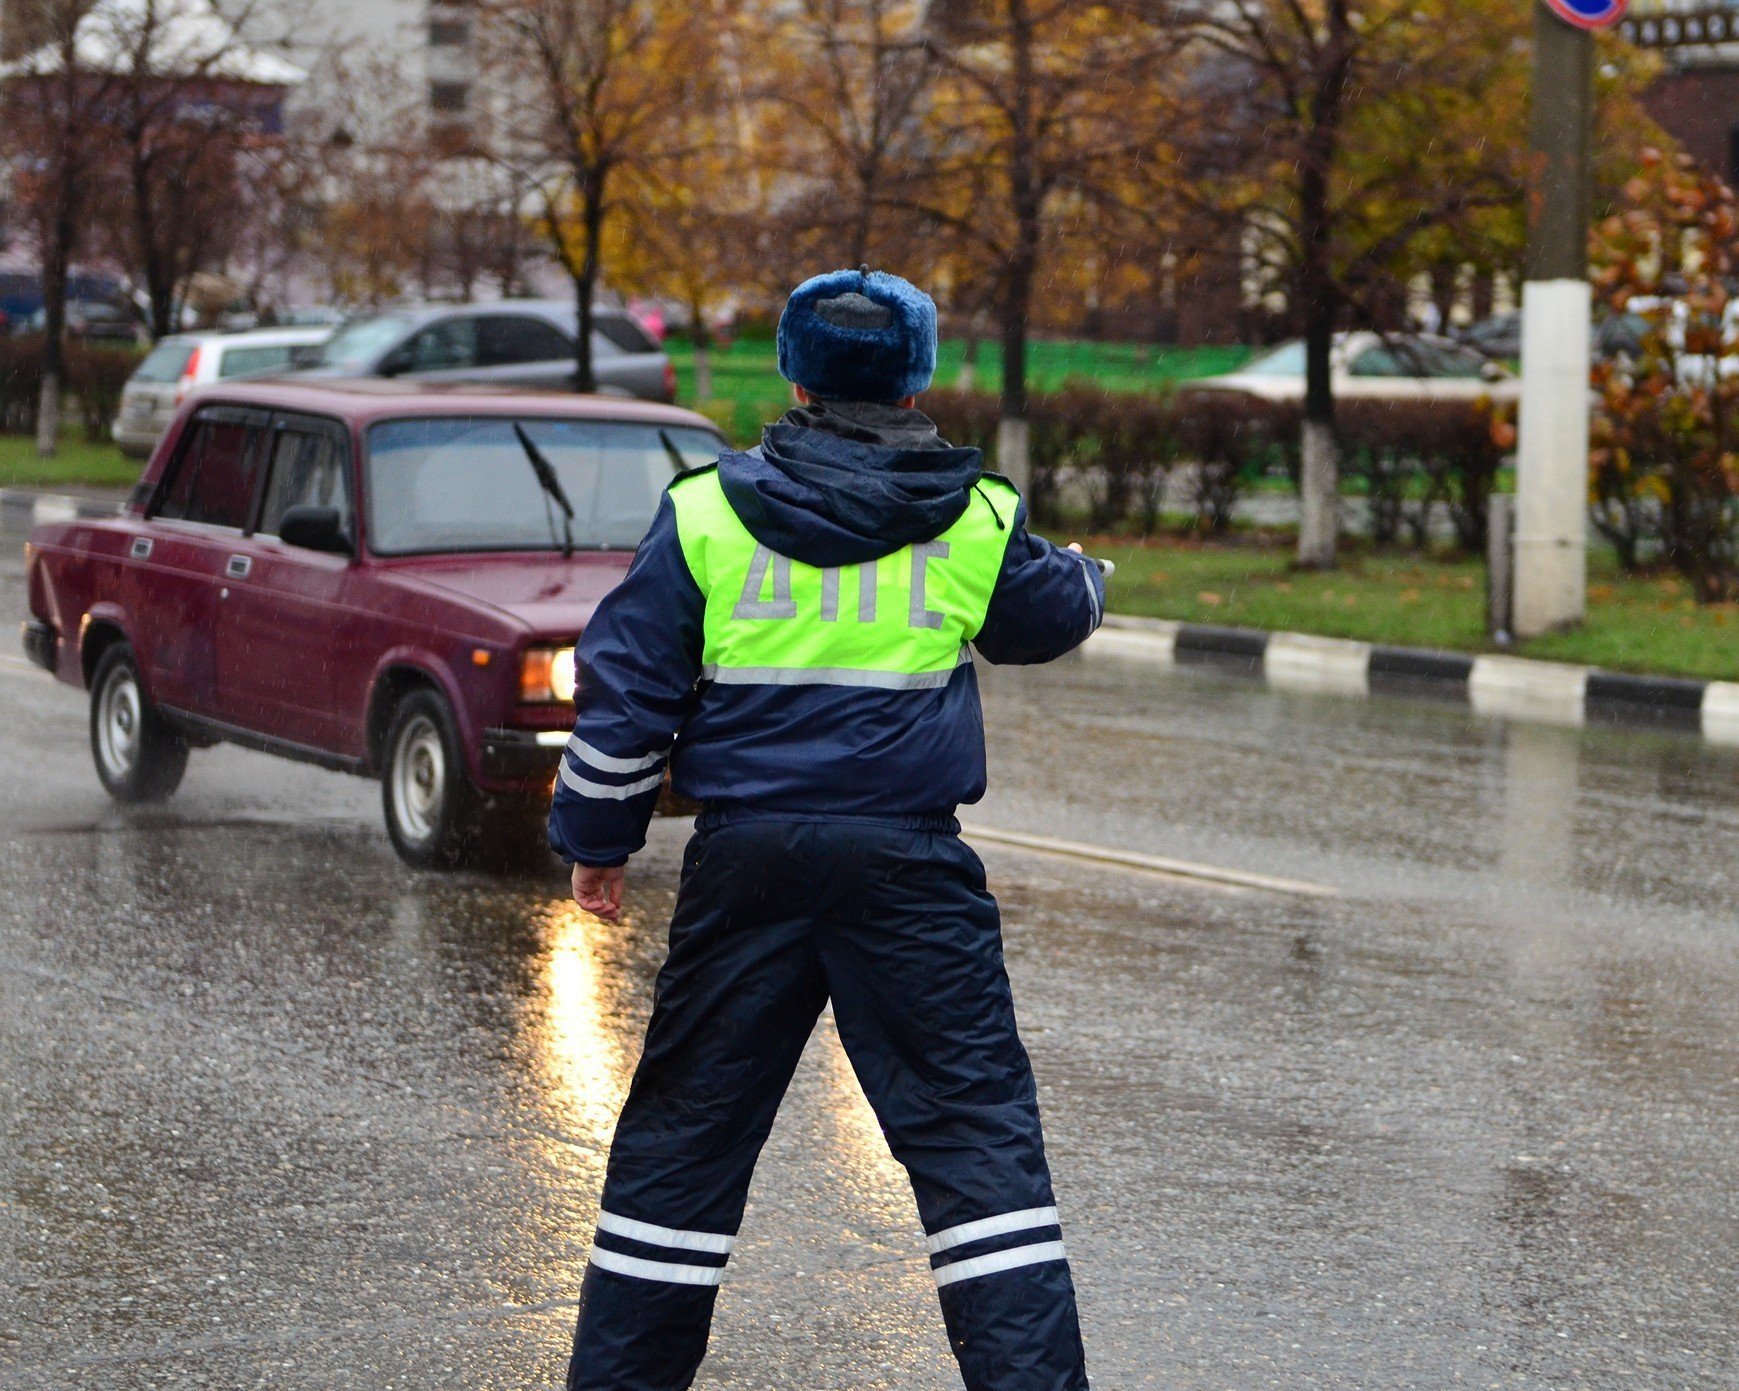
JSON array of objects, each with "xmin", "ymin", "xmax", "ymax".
[{"xmin": 548, "ymin": 402, "xmax": 1105, "ymax": 867}]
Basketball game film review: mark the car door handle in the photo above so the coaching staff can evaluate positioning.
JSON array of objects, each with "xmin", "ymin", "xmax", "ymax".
[{"xmin": 226, "ymin": 554, "xmax": 252, "ymax": 580}]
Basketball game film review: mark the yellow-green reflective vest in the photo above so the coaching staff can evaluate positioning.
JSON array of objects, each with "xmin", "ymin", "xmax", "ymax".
[{"xmin": 667, "ymin": 469, "xmax": 1020, "ymax": 689}]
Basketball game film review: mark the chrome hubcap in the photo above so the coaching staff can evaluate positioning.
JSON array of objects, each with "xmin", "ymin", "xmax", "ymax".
[
  {"xmin": 391, "ymin": 715, "xmax": 444, "ymax": 842},
  {"xmin": 98, "ymin": 668, "xmax": 142, "ymax": 777}
]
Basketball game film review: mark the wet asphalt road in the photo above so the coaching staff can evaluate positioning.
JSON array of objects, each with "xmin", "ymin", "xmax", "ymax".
[{"xmin": 1, "ymin": 528, "xmax": 1736, "ymax": 1391}]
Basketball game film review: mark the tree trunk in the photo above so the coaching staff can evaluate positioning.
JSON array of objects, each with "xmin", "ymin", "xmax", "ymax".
[
  {"xmin": 571, "ymin": 167, "xmax": 606, "ymax": 394},
  {"xmin": 1430, "ymin": 263, "xmax": 1457, "ymax": 333},
  {"xmin": 691, "ymin": 302, "xmax": 713, "ymax": 400},
  {"xmin": 997, "ymin": 0, "xmax": 1038, "ymax": 495},
  {"xmin": 1294, "ymin": 0, "xmax": 1351, "ymax": 570},
  {"xmin": 997, "ymin": 271, "xmax": 1033, "ymax": 492},
  {"xmin": 131, "ymin": 134, "xmax": 178, "ymax": 339},
  {"xmin": 37, "ymin": 114, "xmax": 78, "ymax": 459}
]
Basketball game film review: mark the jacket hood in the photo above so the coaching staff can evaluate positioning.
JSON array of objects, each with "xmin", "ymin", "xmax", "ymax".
[{"xmin": 717, "ymin": 401, "xmax": 983, "ymax": 567}]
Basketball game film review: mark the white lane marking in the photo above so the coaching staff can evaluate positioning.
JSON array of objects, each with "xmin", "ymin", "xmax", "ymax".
[{"xmin": 962, "ymin": 823, "xmax": 1339, "ymax": 898}]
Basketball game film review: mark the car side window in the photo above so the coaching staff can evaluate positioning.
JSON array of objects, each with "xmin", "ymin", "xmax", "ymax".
[
  {"xmin": 477, "ymin": 315, "xmax": 572, "ymax": 366},
  {"xmin": 154, "ymin": 411, "xmax": 268, "ymax": 528},
  {"xmin": 401, "ymin": 318, "xmax": 478, "ymax": 371},
  {"xmin": 595, "ymin": 313, "xmax": 656, "ymax": 354},
  {"xmin": 258, "ymin": 421, "xmax": 352, "ymax": 537}
]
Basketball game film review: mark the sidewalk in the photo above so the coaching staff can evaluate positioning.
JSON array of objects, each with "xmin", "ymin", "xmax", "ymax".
[
  {"xmin": 1089, "ymin": 613, "xmax": 1739, "ymax": 745},
  {"xmin": 0, "ymin": 485, "xmax": 129, "ymax": 529}
]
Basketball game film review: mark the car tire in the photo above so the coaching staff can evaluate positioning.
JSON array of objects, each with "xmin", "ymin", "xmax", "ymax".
[
  {"xmin": 89, "ymin": 643, "xmax": 188, "ymax": 803},
  {"xmin": 381, "ymin": 688, "xmax": 488, "ymax": 870}
]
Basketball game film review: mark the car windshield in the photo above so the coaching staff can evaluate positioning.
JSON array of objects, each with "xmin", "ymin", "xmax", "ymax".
[
  {"xmin": 318, "ymin": 315, "xmax": 411, "ymax": 368},
  {"xmin": 132, "ymin": 338, "xmax": 196, "ymax": 383},
  {"xmin": 365, "ymin": 416, "xmax": 722, "ymax": 555},
  {"xmin": 1240, "ymin": 341, "xmax": 1306, "ymax": 376}
]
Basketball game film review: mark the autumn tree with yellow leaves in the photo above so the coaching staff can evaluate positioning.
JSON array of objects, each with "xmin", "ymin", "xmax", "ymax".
[{"xmin": 479, "ymin": 0, "xmax": 725, "ymax": 390}]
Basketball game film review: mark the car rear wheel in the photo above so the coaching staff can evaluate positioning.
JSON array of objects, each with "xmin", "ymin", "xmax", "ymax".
[{"xmin": 89, "ymin": 644, "xmax": 188, "ymax": 803}]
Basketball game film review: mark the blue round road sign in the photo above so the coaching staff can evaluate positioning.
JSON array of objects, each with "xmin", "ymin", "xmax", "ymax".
[{"xmin": 1544, "ymin": 0, "xmax": 1628, "ymax": 30}]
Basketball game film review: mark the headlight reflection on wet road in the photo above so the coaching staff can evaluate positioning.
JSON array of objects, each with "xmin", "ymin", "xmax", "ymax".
[{"xmin": 532, "ymin": 900, "xmax": 637, "ymax": 1157}]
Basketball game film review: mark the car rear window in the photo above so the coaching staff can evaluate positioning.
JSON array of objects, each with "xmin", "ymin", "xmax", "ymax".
[
  {"xmin": 217, "ymin": 344, "xmax": 298, "ymax": 378},
  {"xmin": 365, "ymin": 416, "xmax": 721, "ymax": 555},
  {"xmin": 594, "ymin": 313, "xmax": 657, "ymax": 355},
  {"xmin": 133, "ymin": 339, "xmax": 197, "ymax": 384}
]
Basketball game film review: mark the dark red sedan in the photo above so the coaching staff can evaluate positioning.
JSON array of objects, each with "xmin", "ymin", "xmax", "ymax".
[{"xmin": 21, "ymin": 379, "xmax": 724, "ymax": 867}]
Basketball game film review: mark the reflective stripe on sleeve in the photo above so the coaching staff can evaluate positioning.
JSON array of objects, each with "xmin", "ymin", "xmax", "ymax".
[
  {"xmin": 926, "ymin": 1205, "xmax": 1059, "ymax": 1255},
  {"xmin": 596, "ymin": 1211, "xmax": 735, "ymax": 1255},
  {"xmin": 932, "ymin": 1239, "xmax": 1068, "ymax": 1287},
  {"xmin": 588, "ymin": 1247, "xmax": 726, "ymax": 1287},
  {"xmin": 1079, "ymin": 556, "xmax": 1102, "ymax": 627},
  {"xmin": 557, "ymin": 761, "xmax": 664, "ymax": 800},
  {"xmin": 566, "ymin": 736, "xmax": 670, "ymax": 775}
]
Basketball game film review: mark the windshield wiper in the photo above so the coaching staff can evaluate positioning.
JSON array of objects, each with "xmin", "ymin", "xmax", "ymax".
[
  {"xmin": 513, "ymin": 422, "xmax": 575, "ymax": 558},
  {"xmin": 658, "ymin": 428, "xmax": 693, "ymax": 476}
]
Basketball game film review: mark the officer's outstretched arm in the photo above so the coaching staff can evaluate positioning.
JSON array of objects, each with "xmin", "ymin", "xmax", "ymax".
[
  {"xmin": 971, "ymin": 498, "xmax": 1105, "ymax": 665},
  {"xmin": 549, "ymin": 493, "xmax": 704, "ymax": 872}
]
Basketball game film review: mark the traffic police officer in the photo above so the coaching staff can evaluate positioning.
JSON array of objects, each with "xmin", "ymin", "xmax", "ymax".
[{"xmin": 550, "ymin": 268, "xmax": 1103, "ymax": 1391}]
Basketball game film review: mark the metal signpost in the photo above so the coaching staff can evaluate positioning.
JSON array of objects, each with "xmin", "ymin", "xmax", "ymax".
[{"xmin": 1512, "ymin": 0, "xmax": 1627, "ymax": 638}]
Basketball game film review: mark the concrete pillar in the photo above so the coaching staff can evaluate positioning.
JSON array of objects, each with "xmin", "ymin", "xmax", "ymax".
[
  {"xmin": 996, "ymin": 415, "xmax": 1031, "ymax": 494},
  {"xmin": 1513, "ymin": 279, "xmax": 1589, "ymax": 636},
  {"xmin": 1514, "ymin": 3, "xmax": 1593, "ymax": 638}
]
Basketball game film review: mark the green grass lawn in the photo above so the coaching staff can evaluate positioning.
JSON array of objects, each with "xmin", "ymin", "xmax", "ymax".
[
  {"xmin": 0, "ymin": 433, "xmax": 141, "ymax": 490},
  {"xmin": 1094, "ymin": 534, "xmax": 1739, "ymax": 682},
  {"xmin": 670, "ymin": 334, "xmax": 1252, "ymax": 445}
]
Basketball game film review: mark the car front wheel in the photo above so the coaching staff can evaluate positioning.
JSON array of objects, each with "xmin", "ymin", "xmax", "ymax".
[
  {"xmin": 389, "ymin": 685, "xmax": 535, "ymax": 869},
  {"xmin": 89, "ymin": 643, "xmax": 188, "ymax": 803}
]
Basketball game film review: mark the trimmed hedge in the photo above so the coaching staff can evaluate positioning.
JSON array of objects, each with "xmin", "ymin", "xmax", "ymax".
[
  {"xmin": 927, "ymin": 385, "xmax": 1510, "ymax": 549},
  {"xmin": 0, "ymin": 334, "xmax": 145, "ymax": 443}
]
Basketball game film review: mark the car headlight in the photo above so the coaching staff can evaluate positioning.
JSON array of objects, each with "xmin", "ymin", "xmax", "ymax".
[{"xmin": 520, "ymin": 644, "xmax": 577, "ymax": 703}]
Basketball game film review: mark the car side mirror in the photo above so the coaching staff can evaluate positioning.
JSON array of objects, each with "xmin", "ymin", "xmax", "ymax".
[
  {"xmin": 378, "ymin": 349, "xmax": 410, "ymax": 377},
  {"xmin": 278, "ymin": 505, "xmax": 351, "ymax": 555}
]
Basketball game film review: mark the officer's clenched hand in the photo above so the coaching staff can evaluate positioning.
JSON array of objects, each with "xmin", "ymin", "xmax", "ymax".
[{"xmin": 572, "ymin": 864, "xmax": 625, "ymax": 921}]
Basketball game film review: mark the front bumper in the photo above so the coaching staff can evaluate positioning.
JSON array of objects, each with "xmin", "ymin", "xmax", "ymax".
[
  {"xmin": 21, "ymin": 619, "xmax": 56, "ymax": 672},
  {"xmin": 479, "ymin": 726, "xmax": 568, "ymax": 782}
]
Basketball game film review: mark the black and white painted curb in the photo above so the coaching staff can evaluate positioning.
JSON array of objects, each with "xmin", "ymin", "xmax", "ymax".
[
  {"xmin": 1088, "ymin": 615, "xmax": 1739, "ymax": 745},
  {"xmin": 0, "ymin": 488, "xmax": 124, "ymax": 529}
]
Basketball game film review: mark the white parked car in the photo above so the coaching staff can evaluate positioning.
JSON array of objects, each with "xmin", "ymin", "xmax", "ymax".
[
  {"xmin": 113, "ymin": 326, "xmax": 335, "ymax": 457},
  {"xmin": 1191, "ymin": 332, "xmax": 1520, "ymax": 406}
]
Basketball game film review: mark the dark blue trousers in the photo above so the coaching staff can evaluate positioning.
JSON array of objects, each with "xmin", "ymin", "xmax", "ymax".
[{"xmin": 566, "ymin": 812, "xmax": 1089, "ymax": 1391}]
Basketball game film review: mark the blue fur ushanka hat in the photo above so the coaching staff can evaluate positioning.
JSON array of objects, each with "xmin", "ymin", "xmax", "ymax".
[{"xmin": 776, "ymin": 268, "xmax": 938, "ymax": 403}]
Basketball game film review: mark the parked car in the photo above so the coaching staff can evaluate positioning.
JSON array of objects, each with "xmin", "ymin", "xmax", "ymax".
[
  {"xmin": 113, "ymin": 326, "xmax": 336, "ymax": 457},
  {"xmin": 0, "ymin": 269, "xmax": 131, "ymax": 334},
  {"xmin": 25, "ymin": 378, "xmax": 724, "ymax": 867},
  {"xmin": 24, "ymin": 295, "xmax": 143, "ymax": 343},
  {"xmin": 1454, "ymin": 313, "xmax": 1520, "ymax": 362},
  {"xmin": 297, "ymin": 301, "xmax": 677, "ymax": 402},
  {"xmin": 1192, "ymin": 332, "xmax": 1520, "ymax": 405},
  {"xmin": 1457, "ymin": 309, "xmax": 1654, "ymax": 365}
]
